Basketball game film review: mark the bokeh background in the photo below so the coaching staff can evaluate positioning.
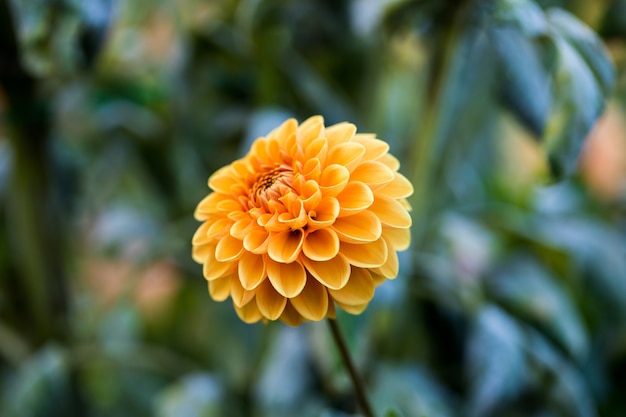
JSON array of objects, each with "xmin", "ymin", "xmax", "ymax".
[{"xmin": 1, "ymin": 0, "xmax": 626, "ymax": 416}]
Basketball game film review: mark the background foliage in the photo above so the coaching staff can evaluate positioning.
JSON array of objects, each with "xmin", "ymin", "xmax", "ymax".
[{"xmin": 1, "ymin": 0, "xmax": 625, "ymax": 416}]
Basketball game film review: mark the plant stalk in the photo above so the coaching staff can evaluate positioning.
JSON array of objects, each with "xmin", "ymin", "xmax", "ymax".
[{"xmin": 327, "ymin": 318, "xmax": 375, "ymax": 417}]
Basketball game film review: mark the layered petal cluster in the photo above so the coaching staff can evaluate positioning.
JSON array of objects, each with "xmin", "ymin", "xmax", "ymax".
[{"xmin": 192, "ymin": 116, "xmax": 413, "ymax": 325}]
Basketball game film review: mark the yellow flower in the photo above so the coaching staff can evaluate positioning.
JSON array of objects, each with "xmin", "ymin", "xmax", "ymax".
[{"xmin": 192, "ymin": 116, "xmax": 413, "ymax": 325}]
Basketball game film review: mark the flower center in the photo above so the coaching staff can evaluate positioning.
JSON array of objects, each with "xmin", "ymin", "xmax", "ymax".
[{"xmin": 251, "ymin": 165, "xmax": 294, "ymax": 205}]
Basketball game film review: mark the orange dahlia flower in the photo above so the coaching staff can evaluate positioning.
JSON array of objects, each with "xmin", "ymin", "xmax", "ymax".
[{"xmin": 192, "ymin": 116, "xmax": 413, "ymax": 325}]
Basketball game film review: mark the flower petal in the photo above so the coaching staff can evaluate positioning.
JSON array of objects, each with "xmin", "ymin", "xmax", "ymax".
[
  {"xmin": 207, "ymin": 218, "xmax": 232, "ymax": 239},
  {"xmin": 192, "ymin": 244, "xmax": 213, "ymax": 263},
  {"xmin": 298, "ymin": 116, "xmax": 325, "ymax": 143},
  {"xmin": 301, "ymin": 253, "xmax": 350, "ymax": 290},
  {"xmin": 336, "ymin": 181, "xmax": 374, "ymax": 216},
  {"xmin": 335, "ymin": 300, "xmax": 368, "ymax": 315},
  {"xmin": 238, "ymin": 252, "xmax": 267, "ymax": 290},
  {"xmin": 308, "ymin": 197, "xmax": 339, "ymax": 230},
  {"xmin": 328, "ymin": 267, "xmax": 374, "ymax": 306},
  {"xmin": 349, "ymin": 161, "xmax": 395, "ymax": 190},
  {"xmin": 208, "ymin": 278, "xmax": 230, "ymax": 301},
  {"xmin": 327, "ymin": 142, "xmax": 366, "ymax": 172},
  {"xmin": 332, "ymin": 210, "xmax": 381, "ymax": 243},
  {"xmin": 234, "ymin": 298, "xmax": 263, "ymax": 323},
  {"xmin": 268, "ymin": 230, "xmax": 304, "ymax": 263},
  {"xmin": 230, "ymin": 218, "xmax": 254, "ymax": 239},
  {"xmin": 303, "ymin": 229, "xmax": 339, "ymax": 261},
  {"xmin": 369, "ymin": 195, "xmax": 412, "ymax": 228},
  {"xmin": 325, "ymin": 122, "xmax": 356, "ymax": 147},
  {"xmin": 377, "ymin": 153, "xmax": 400, "ymax": 171},
  {"xmin": 231, "ymin": 273, "xmax": 255, "ymax": 307},
  {"xmin": 319, "ymin": 164, "xmax": 349, "ymax": 196},
  {"xmin": 378, "ymin": 241, "xmax": 399, "ymax": 278},
  {"xmin": 280, "ymin": 301, "xmax": 304, "ymax": 326},
  {"xmin": 209, "ymin": 166, "xmax": 241, "ymax": 194},
  {"xmin": 382, "ymin": 226, "xmax": 411, "ymax": 251},
  {"xmin": 192, "ymin": 222, "xmax": 212, "ymax": 245},
  {"xmin": 195, "ymin": 193, "xmax": 221, "ymax": 220},
  {"xmin": 215, "ymin": 235, "xmax": 243, "ymax": 262},
  {"xmin": 256, "ymin": 280, "xmax": 288, "ymax": 320},
  {"xmin": 290, "ymin": 278, "xmax": 329, "ymax": 321},
  {"xmin": 243, "ymin": 228, "xmax": 270, "ymax": 254},
  {"xmin": 266, "ymin": 259, "xmax": 307, "ymax": 298},
  {"xmin": 352, "ymin": 135, "xmax": 389, "ymax": 160},
  {"xmin": 203, "ymin": 257, "xmax": 236, "ymax": 281},
  {"xmin": 340, "ymin": 238, "xmax": 388, "ymax": 268},
  {"xmin": 378, "ymin": 172, "xmax": 414, "ymax": 199}
]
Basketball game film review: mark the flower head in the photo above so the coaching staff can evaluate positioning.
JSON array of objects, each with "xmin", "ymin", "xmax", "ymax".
[{"xmin": 192, "ymin": 116, "xmax": 413, "ymax": 325}]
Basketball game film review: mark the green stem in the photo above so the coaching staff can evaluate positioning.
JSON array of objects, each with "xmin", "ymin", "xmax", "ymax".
[{"xmin": 327, "ymin": 318, "xmax": 375, "ymax": 417}]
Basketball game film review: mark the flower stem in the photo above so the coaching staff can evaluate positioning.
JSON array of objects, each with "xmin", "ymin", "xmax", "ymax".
[{"xmin": 327, "ymin": 318, "xmax": 375, "ymax": 417}]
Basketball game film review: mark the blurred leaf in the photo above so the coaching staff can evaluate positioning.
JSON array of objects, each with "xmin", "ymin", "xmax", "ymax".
[
  {"xmin": 254, "ymin": 326, "xmax": 324, "ymax": 417},
  {"xmin": 466, "ymin": 305, "xmax": 527, "ymax": 417},
  {"xmin": 491, "ymin": 27, "xmax": 552, "ymax": 136},
  {"xmin": 371, "ymin": 363, "xmax": 457, "ymax": 417},
  {"xmin": 527, "ymin": 330, "xmax": 596, "ymax": 417},
  {"xmin": 543, "ymin": 9, "xmax": 615, "ymax": 178},
  {"xmin": 1, "ymin": 344, "xmax": 73, "ymax": 417},
  {"xmin": 154, "ymin": 372, "xmax": 224, "ymax": 417},
  {"xmin": 487, "ymin": 257, "xmax": 589, "ymax": 360}
]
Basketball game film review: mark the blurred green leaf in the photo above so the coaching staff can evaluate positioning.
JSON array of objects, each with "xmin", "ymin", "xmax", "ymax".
[
  {"xmin": 543, "ymin": 9, "xmax": 615, "ymax": 178},
  {"xmin": 466, "ymin": 305, "xmax": 527, "ymax": 417},
  {"xmin": 154, "ymin": 372, "xmax": 224, "ymax": 417},
  {"xmin": 371, "ymin": 363, "xmax": 457, "ymax": 417},
  {"xmin": 1, "ymin": 344, "xmax": 73, "ymax": 417},
  {"xmin": 487, "ymin": 257, "xmax": 588, "ymax": 360}
]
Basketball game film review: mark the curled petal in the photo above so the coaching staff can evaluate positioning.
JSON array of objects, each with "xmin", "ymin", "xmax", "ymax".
[
  {"xmin": 280, "ymin": 301, "xmax": 304, "ymax": 326},
  {"xmin": 349, "ymin": 161, "xmax": 395, "ymax": 190},
  {"xmin": 290, "ymin": 278, "xmax": 329, "ymax": 321},
  {"xmin": 304, "ymin": 138, "xmax": 328, "ymax": 164},
  {"xmin": 234, "ymin": 298, "xmax": 263, "ymax": 323},
  {"xmin": 208, "ymin": 166, "xmax": 241, "ymax": 194},
  {"xmin": 332, "ymin": 210, "xmax": 381, "ymax": 243},
  {"xmin": 303, "ymin": 229, "xmax": 339, "ymax": 261},
  {"xmin": 301, "ymin": 254, "xmax": 350, "ymax": 290},
  {"xmin": 231, "ymin": 274, "xmax": 255, "ymax": 307},
  {"xmin": 353, "ymin": 135, "xmax": 389, "ymax": 161},
  {"xmin": 271, "ymin": 118, "xmax": 298, "ymax": 148},
  {"xmin": 215, "ymin": 235, "xmax": 243, "ymax": 262},
  {"xmin": 319, "ymin": 164, "xmax": 349, "ymax": 196},
  {"xmin": 208, "ymin": 278, "xmax": 230, "ymax": 301},
  {"xmin": 308, "ymin": 197, "xmax": 339, "ymax": 230},
  {"xmin": 194, "ymin": 193, "xmax": 221, "ymax": 220},
  {"xmin": 369, "ymin": 195, "xmax": 412, "ymax": 228},
  {"xmin": 207, "ymin": 218, "xmax": 233, "ymax": 239},
  {"xmin": 268, "ymin": 230, "xmax": 304, "ymax": 263},
  {"xmin": 378, "ymin": 240, "xmax": 399, "ymax": 278},
  {"xmin": 238, "ymin": 252, "xmax": 267, "ymax": 290},
  {"xmin": 230, "ymin": 218, "xmax": 254, "ymax": 239},
  {"xmin": 328, "ymin": 267, "xmax": 374, "ymax": 306},
  {"xmin": 378, "ymin": 172, "xmax": 414, "ymax": 199},
  {"xmin": 243, "ymin": 228, "xmax": 270, "ymax": 254},
  {"xmin": 336, "ymin": 181, "xmax": 374, "ymax": 217},
  {"xmin": 327, "ymin": 142, "xmax": 366, "ymax": 172},
  {"xmin": 334, "ymin": 301, "xmax": 368, "ymax": 315},
  {"xmin": 298, "ymin": 116, "xmax": 325, "ymax": 143},
  {"xmin": 383, "ymin": 226, "xmax": 411, "ymax": 251},
  {"xmin": 192, "ymin": 222, "xmax": 211, "ymax": 245},
  {"xmin": 203, "ymin": 257, "xmax": 236, "ymax": 281},
  {"xmin": 267, "ymin": 259, "xmax": 307, "ymax": 298},
  {"xmin": 340, "ymin": 238, "xmax": 388, "ymax": 268},
  {"xmin": 217, "ymin": 199, "xmax": 242, "ymax": 213},
  {"xmin": 256, "ymin": 280, "xmax": 288, "ymax": 320},
  {"xmin": 377, "ymin": 153, "xmax": 400, "ymax": 171},
  {"xmin": 325, "ymin": 122, "xmax": 356, "ymax": 147},
  {"xmin": 192, "ymin": 244, "xmax": 213, "ymax": 263}
]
